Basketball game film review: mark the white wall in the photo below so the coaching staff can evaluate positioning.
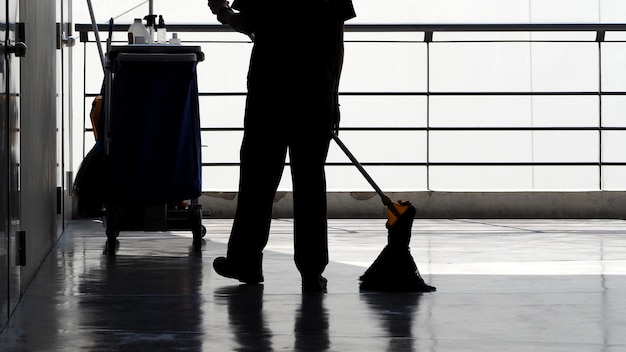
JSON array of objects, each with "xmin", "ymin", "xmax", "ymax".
[
  {"xmin": 71, "ymin": 1, "xmax": 626, "ymax": 193},
  {"xmin": 73, "ymin": 0, "xmax": 626, "ymax": 25}
]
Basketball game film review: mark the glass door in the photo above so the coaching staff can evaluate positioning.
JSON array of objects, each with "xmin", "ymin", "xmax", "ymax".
[
  {"xmin": 57, "ymin": 0, "xmax": 73, "ymax": 232},
  {"xmin": 0, "ymin": 0, "xmax": 9, "ymax": 328},
  {"xmin": 1, "ymin": 0, "xmax": 23, "ymax": 324}
]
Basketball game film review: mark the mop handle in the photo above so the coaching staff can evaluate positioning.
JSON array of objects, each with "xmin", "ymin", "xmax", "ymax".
[
  {"xmin": 331, "ymin": 133, "xmax": 392, "ymax": 207},
  {"xmin": 86, "ymin": 0, "xmax": 105, "ymax": 72}
]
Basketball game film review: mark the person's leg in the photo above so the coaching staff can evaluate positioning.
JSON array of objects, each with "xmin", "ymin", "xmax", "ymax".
[
  {"xmin": 214, "ymin": 96, "xmax": 288, "ymax": 283},
  {"xmin": 228, "ymin": 126, "xmax": 287, "ymax": 259},
  {"xmin": 289, "ymin": 122, "xmax": 332, "ymax": 290}
]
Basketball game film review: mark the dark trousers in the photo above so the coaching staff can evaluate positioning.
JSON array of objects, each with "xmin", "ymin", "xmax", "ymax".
[{"xmin": 227, "ymin": 92, "xmax": 334, "ymax": 276}]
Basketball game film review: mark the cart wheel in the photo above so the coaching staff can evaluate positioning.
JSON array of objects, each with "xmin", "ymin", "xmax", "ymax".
[
  {"xmin": 191, "ymin": 206, "xmax": 203, "ymax": 252},
  {"xmin": 105, "ymin": 206, "xmax": 120, "ymax": 255},
  {"xmin": 192, "ymin": 232, "xmax": 202, "ymax": 252}
]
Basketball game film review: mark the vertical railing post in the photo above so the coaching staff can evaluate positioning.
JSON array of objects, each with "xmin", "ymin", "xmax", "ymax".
[
  {"xmin": 425, "ymin": 30, "xmax": 433, "ymax": 191},
  {"xmin": 597, "ymin": 30, "xmax": 605, "ymax": 190}
]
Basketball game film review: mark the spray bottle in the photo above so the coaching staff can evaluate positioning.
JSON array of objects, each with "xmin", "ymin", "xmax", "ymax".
[
  {"xmin": 144, "ymin": 14, "xmax": 158, "ymax": 44},
  {"xmin": 157, "ymin": 15, "xmax": 167, "ymax": 44}
]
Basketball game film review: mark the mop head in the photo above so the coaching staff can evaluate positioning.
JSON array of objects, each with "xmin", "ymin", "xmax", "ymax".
[{"xmin": 359, "ymin": 201, "xmax": 436, "ymax": 292}]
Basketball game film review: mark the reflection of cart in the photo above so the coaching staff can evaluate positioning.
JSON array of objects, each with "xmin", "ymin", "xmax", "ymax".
[{"xmin": 103, "ymin": 45, "xmax": 206, "ymax": 253}]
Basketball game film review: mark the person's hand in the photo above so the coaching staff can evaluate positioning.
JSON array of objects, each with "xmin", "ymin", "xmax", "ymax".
[{"xmin": 208, "ymin": 0, "xmax": 229, "ymax": 14}]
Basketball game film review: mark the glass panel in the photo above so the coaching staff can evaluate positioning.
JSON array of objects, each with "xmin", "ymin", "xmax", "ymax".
[
  {"xmin": 531, "ymin": 96, "xmax": 598, "ymax": 127},
  {"xmin": 201, "ymin": 131, "xmax": 242, "ymax": 164},
  {"xmin": 602, "ymin": 166, "xmax": 626, "ymax": 190},
  {"xmin": 342, "ymin": 42, "xmax": 427, "ymax": 93},
  {"xmin": 429, "ymin": 131, "xmax": 533, "ymax": 162},
  {"xmin": 202, "ymin": 166, "xmax": 240, "ymax": 192},
  {"xmin": 530, "ymin": 42, "xmax": 598, "ymax": 92},
  {"xmin": 431, "ymin": 96, "xmax": 533, "ymax": 127},
  {"xmin": 530, "ymin": 32, "xmax": 596, "ymax": 41},
  {"xmin": 530, "ymin": 0, "xmax": 600, "ymax": 23},
  {"xmin": 327, "ymin": 165, "xmax": 427, "ymax": 192},
  {"xmin": 199, "ymin": 96, "xmax": 246, "ymax": 128},
  {"xmin": 532, "ymin": 131, "xmax": 598, "ymax": 162},
  {"xmin": 601, "ymin": 43, "xmax": 626, "ymax": 92},
  {"xmin": 602, "ymin": 96, "xmax": 626, "ymax": 127},
  {"xmin": 195, "ymin": 42, "xmax": 251, "ymax": 93},
  {"xmin": 430, "ymin": 131, "xmax": 598, "ymax": 163},
  {"xmin": 339, "ymin": 96, "xmax": 427, "ymax": 128},
  {"xmin": 429, "ymin": 166, "xmax": 598, "ymax": 191},
  {"xmin": 601, "ymin": 131, "xmax": 626, "ymax": 163},
  {"xmin": 430, "ymin": 166, "xmax": 535, "ymax": 190},
  {"xmin": 430, "ymin": 42, "xmax": 532, "ymax": 92},
  {"xmin": 532, "ymin": 166, "xmax": 599, "ymax": 190},
  {"xmin": 327, "ymin": 131, "xmax": 426, "ymax": 164}
]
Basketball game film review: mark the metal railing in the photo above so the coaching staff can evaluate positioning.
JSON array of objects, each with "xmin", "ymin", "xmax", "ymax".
[{"xmin": 74, "ymin": 23, "xmax": 626, "ymax": 192}]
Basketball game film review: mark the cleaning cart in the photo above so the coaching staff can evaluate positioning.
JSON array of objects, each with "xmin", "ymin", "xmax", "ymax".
[{"xmin": 102, "ymin": 44, "xmax": 206, "ymax": 253}]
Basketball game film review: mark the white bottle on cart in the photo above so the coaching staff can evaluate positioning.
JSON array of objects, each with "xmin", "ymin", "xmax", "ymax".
[
  {"xmin": 169, "ymin": 33, "xmax": 181, "ymax": 45},
  {"xmin": 128, "ymin": 18, "xmax": 150, "ymax": 44}
]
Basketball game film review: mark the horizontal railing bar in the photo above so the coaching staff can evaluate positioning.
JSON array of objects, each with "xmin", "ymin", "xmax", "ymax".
[
  {"xmin": 85, "ymin": 127, "xmax": 626, "ymax": 133},
  {"xmin": 424, "ymin": 163, "xmax": 624, "ymax": 166},
  {"xmin": 410, "ymin": 40, "xmax": 621, "ymax": 43},
  {"xmin": 198, "ymin": 92, "xmax": 248, "ymax": 97},
  {"xmin": 347, "ymin": 23, "xmax": 626, "ymax": 32},
  {"xmin": 75, "ymin": 23, "xmax": 233, "ymax": 33},
  {"xmin": 203, "ymin": 162, "xmax": 626, "ymax": 167},
  {"xmin": 428, "ymin": 92, "xmax": 609, "ymax": 96},
  {"xmin": 87, "ymin": 91, "xmax": 626, "ymax": 97},
  {"xmin": 340, "ymin": 92, "xmax": 615, "ymax": 96},
  {"xmin": 196, "ymin": 127, "xmax": 626, "ymax": 132},
  {"xmin": 78, "ymin": 38, "xmax": 626, "ymax": 45},
  {"xmin": 75, "ymin": 23, "xmax": 626, "ymax": 34}
]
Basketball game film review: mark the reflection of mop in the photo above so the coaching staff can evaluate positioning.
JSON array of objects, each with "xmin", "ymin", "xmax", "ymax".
[{"xmin": 331, "ymin": 133, "xmax": 436, "ymax": 292}]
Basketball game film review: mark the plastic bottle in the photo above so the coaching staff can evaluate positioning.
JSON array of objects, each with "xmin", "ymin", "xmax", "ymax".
[
  {"xmin": 144, "ymin": 14, "xmax": 157, "ymax": 43},
  {"xmin": 169, "ymin": 33, "xmax": 181, "ymax": 45},
  {"xmin": 157, "ymin": 15, "xmax": 167, "ymax": 44},
  {"xmin": 128, "ymin": 18, "xmax": 150, "ymax": 44}
]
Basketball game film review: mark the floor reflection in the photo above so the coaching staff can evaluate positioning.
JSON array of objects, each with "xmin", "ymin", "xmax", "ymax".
[
  {"xmin": 361, "ymin": 293, "xmax": 422, "ymax": 352},
  {"xmin": 78, "ymin": 255, "xmax": 205, "ymax": 350},
  {"xmin": 214, "ymin": 285, "xmax": 273, "ymax": 351},
  {"xmin": 294, "ymin": 293, "xmax": 330, "ymax": 352}
]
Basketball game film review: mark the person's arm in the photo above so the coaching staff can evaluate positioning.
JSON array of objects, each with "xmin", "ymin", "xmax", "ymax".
[
  {"xmin": 335, "ymin": 24, "xmax": 345, "ymax": 94},
  {"xmin": 332, "ymin": 23, "xmax": 346, "ymax": 135},
  {"xmin": 208, "ymin": 0, "xmax": 255, "ymax": 36}
]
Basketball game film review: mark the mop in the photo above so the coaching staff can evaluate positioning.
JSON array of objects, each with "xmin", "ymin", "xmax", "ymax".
[
  {"xmin": 331, "ymin": 133, "xmax": 436, "ymax": 292},
  {"xmin": 73, "ymin": 1, "xmax": 112, "ymax": 218}
]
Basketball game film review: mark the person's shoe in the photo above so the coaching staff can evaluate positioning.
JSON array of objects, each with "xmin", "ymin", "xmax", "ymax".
[
  {"xmin": 302, "ymin": 275, "xmax": 327, "ymax": 293},
  {"xmin": 213, "ymin": 256, "xmax": 264, "ymax": 284}
]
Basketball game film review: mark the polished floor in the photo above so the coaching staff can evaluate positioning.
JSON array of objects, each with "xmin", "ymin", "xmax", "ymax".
[{"xmin": 1, "ymin": 218, "xmax": 626, "ymax": 351}]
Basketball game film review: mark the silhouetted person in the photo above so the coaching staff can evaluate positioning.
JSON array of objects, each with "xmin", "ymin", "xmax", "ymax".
[{"xmin": 207, "ymin": 0, "xmax": 356, "ymax": 292}]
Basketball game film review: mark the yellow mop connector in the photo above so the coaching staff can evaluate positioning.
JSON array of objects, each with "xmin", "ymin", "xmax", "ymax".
[{"xmin": 384, "ymin": 198, "xmax": 414, "ymax": 229}]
